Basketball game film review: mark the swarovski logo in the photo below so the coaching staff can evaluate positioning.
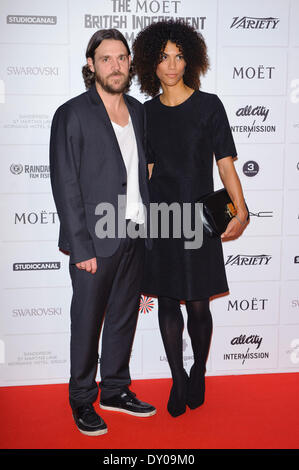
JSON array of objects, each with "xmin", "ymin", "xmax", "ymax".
[
  {"xmin": 7, "ymin": 66, "xmax": 59, "ymax": 76},
  {"xmin": 230, "ymin": 16, "xmax": 280, "ymax": 29}
]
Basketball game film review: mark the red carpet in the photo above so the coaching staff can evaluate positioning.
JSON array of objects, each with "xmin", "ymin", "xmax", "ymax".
[{"xmin": 1, "ymin": 373, "xmax": 298, "ymax": 450}]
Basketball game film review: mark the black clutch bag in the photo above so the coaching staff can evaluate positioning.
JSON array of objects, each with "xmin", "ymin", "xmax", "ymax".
[{"xmin": 199, "ymin": 188, "xmax": 249, "ymax": 237}]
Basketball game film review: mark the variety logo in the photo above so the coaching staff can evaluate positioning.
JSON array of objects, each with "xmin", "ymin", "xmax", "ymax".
[
  {"xmin": 225, "ymin": 254, "xmax": 272, "ymax": 266},
  {"xmin": 230, "ymin": 16, "xmax": 280, "ymax": 29}
]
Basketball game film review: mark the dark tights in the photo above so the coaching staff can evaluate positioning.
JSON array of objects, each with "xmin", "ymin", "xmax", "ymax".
[{"xmin": 158, "ymin": 296, "xmax": 212, "ymax": 403}]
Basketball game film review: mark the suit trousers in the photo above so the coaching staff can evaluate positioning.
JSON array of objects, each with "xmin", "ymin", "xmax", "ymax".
[{"xmin": 68, "ymin": 225, "xmax": 145, "ymax": 409}]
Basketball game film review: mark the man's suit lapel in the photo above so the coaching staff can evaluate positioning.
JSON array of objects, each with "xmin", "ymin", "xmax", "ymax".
[
  {"xmin": 88, "ymin": 84, "xmax": 146, "ymax": 176},
  {"xmin": 88, "ymin": 84, "xmax": 127, "ymax": 177},
  {"xmin": 124, "ymin": 94, "xmax": 146, "ymax": 168}
]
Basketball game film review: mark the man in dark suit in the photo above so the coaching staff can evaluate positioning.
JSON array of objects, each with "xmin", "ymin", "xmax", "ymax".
[{"xmin": 50, "ymin": 29, "xmax": 156, "ymax": 436}]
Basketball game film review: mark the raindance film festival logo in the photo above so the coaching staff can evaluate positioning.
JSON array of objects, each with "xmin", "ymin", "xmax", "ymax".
[
  {"xmin": 139, "ymin": 295, "xmax": 155, "ymax": 314},
  {"xmin": 10, "ymin": 163, "xmax": 50, "ymax": 179}
]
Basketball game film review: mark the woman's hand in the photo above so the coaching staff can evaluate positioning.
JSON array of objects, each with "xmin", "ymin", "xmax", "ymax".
[
  {"xmin": 221, "ymin": 212, "xmax": 248, "ymax": 240},
  {"xmin": 76, "ymin": 257, "xmax": 97, "ymax": 274}
]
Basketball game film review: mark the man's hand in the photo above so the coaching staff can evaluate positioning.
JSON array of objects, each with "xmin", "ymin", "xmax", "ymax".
[{"xmin": 76, "ymin": 257, "xmax": 97, "ymax": 274}]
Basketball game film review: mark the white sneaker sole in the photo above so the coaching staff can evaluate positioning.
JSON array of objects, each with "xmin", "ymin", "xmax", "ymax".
[
  {"xmin": 100, "ymin": 404, "xmax": 156, "ymax": 417},
  {"xmin": 77, "ymin": 426, "xmax": 108, "ymax": 436}
]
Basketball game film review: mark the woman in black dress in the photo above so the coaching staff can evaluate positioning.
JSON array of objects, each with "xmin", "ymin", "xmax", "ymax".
[{"xmin": 133, "ymin": 21, "xmax": 248, "ymax": 417}]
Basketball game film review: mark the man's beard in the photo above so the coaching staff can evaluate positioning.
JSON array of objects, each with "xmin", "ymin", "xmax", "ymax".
[{"xmin": 95, "ymin": 71, "xmax": 129, "ymax": 95}]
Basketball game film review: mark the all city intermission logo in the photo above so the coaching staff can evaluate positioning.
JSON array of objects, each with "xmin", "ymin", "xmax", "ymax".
[{"xmin": 224, "ymin": 333, "xmax": 269, "ymax": 365}]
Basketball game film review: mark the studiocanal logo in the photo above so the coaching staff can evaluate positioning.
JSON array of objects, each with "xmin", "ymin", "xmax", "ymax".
[
  {"xmin": 6, "ymin": 15, "xmax": 57, "ymax": 25},
  {"xmin": 13, "ymin": 262, "xmax": 61, "ymax": 271}
]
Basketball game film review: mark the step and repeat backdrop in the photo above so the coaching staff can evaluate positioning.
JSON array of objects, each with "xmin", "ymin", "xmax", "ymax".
[{"xmin": 0, "ymin": 0, "xmax": 299, "ymax": 386}]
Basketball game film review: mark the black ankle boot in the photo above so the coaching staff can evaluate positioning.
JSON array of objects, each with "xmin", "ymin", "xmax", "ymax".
[
  {"xmin": 186, "ymin": 364, "xmax": 205, "ymax": 409},
  {"xmin": 167, "ymin": 370, "xmax": 189, "ymax": 417}
]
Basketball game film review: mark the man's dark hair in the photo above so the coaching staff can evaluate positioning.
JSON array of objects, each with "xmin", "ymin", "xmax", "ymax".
[
  {"xmin": 82, "ymin": 29, "xmax": 132, "ymax": 91},
  {"xmin": 132, "ymin": 20, "xmax": 209, "ymax": 97}
]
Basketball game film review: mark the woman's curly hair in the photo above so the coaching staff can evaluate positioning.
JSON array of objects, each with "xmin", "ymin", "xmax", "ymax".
[{"xmin": 132, "ymin": 20, "xmax": 209, "ymax": 97}]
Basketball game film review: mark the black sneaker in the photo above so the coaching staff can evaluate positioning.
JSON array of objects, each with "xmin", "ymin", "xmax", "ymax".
[
  {"xmin": 72, "ymin": 403, "xmax": 108, "ymax": 436},
  {"xmin": 100, "ymin": 388, "xmax": 156, "ymax": 417}
]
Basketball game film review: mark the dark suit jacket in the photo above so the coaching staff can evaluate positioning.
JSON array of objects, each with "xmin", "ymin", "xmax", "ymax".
[{"xmin": 50, "ymin": 83, "xmax": 151, "ymax": 264}]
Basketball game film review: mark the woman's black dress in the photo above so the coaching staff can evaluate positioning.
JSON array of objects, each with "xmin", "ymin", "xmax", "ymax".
[{"xmin": 141, "ymin": 90, "xmax": 237, "ymax": 301}]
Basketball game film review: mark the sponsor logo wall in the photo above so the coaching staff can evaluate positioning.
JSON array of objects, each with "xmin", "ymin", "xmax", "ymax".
[{"xmin": 0, "ymin": 0, "xmax": 298, "ymax": 386}]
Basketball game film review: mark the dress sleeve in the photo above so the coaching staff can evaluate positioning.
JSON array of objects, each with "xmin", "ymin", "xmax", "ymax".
[{"xmin": 211, "ymin": 95, "xmax": 237, "ymax": 161}]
